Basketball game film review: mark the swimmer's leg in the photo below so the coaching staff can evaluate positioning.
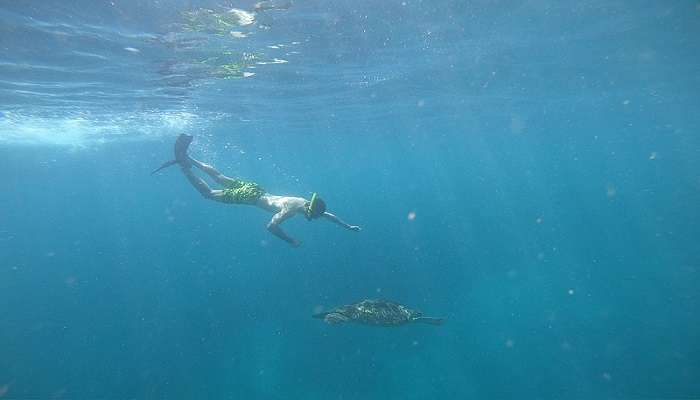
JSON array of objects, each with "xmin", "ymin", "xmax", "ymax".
[
  {"xmin": 189, "ymin": 157, "xmax": 238, "ymax": 187},
  {"xmin": 180, "ymin": 165, "xmax": 226, "ymax": 202}
]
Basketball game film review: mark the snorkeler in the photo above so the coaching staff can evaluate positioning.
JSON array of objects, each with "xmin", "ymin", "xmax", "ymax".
[{"xmin": 153, "ymin": 134, "xmax": 361, "ymax": 247}]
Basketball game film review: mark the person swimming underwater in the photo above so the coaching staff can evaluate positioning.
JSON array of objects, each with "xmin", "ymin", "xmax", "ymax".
[{"xmin": 153, "ymin": 134, "xmax": 361, "ymax": 247}]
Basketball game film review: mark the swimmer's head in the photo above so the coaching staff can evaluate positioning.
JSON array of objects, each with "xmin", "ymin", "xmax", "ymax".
[{"xmin": 306, "ymin": 193, "xmax": 326, "ymax": 220}]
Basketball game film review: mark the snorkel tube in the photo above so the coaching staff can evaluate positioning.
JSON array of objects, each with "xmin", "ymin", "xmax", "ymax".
[{"xmin": 306, "ymin": 192, "xmax": 319, "ymax": 220}]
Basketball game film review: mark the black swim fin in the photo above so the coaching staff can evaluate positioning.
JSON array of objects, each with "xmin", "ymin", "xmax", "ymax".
[
  {"xmin": 174, "ymin": 133, "xmax": 193, "ymax": 163},
  {"xmin": 151, "ymin": 159, "xmax": 178, "ymax": 175},
  {"xmin": 152, "ymin": 134, "xmax": 194, "ymax": 175}
]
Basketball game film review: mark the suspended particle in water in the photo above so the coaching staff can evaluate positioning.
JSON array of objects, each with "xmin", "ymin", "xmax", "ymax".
[
  {"xmin": 606, "ymin": 184, "xmax": 617, "ymax": 198},
  {"xmin": 622, "ymin": 99, "xmax": 630, "ymax": 105},
  {"xmin": 536, "ymin": 217, "xmax": 543, "ymax": 224},
  {"xmin": 568, "ymin": 289, "xmax": 575, "ymax": 295},
  {"xmin": 417, "ymin": 100, "xmax": 425, "ymax": 107},
  {"xmin": 649, "ymin": 152, "xmax": 657, "ymax": 160},
  {"xmin": 124, "ymin": 47, "xmax": 140, "ymax": 53},
  {"xmin": 52, "ymin": 388, "xmax": 67, "ymax": 399},
  {"xmin": 602, "ymin": 372, "xmax": 612, "ymax": 381},
  {"xmin": 407, "ymin": 211, "xmax": 416, "ymax": 221},
  {"xmin": 505, "ymin": 339, "xmax": 514, "ymax": 348},
  {"xmin": 510, "ymin": 115, "xmax": 525, "ymax": 135}
]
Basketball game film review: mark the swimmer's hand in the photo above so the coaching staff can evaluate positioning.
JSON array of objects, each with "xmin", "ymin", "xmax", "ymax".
[{"xmin": 349, "ymin": 225, "xmax": 361, "ymax": 232}]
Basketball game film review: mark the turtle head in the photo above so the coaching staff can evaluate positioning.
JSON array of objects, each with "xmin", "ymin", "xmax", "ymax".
[
  {"xmin": 409, "ymin": 309, "xmax": 424, "ymax": 321},
  {"xmin": 313, "ymin": 307, "xmax": 350, "ymax": 325},
  {"xmin": 321, "ymin": 311, "xmax": 349, "ymax": 325}
]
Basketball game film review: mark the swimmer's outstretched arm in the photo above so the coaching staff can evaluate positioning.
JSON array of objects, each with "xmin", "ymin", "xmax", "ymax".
[
  {"xmin": 323, "ymin": 212, "xmax": 361, "ymax": 232},
  {"xmin": 267, "ymin": 209, "xmax": 301, "ymax": 247}
]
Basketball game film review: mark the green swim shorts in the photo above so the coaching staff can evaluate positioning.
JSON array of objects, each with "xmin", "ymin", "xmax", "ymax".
[{"xmin": 221, "ymin": 179, "xmax": 265, "ymax": 204}]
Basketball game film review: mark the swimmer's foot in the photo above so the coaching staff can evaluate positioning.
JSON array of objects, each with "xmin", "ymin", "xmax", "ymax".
[{"xmin": 174, "ymin": 134, "xmax": 193, "ymax": 167}]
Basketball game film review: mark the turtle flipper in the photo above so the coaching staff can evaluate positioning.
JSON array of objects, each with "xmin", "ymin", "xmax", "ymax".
[{"xmin": 414, "ymin": 317, "xmax": 445, "ymax": 326}]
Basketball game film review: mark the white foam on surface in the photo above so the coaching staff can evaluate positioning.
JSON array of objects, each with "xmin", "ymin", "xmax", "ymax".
[
  {"xmin": 228, "ymin": 8, "xmax": 255, "ymax": 26},
  {"xmin": 256, "ymin": 58, "xmax": 288, "ymax": 65},
  {"xmin": 0, "ymin": 109, "xmax": 212, "ymax": 147},
  {"xmin": 72, "ymin": 51, "xmax": 109, "ymax": 60}
]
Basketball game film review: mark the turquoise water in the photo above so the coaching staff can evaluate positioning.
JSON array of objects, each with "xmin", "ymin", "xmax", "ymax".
[{"xmin": 1, "ymin": 1, "xmax": 699, "ymax": 398}]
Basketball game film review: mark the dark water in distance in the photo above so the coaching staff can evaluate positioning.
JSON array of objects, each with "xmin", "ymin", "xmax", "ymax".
[{"xmin": 1, "ymin": 1, "xmax": 699, "ymax": 398}]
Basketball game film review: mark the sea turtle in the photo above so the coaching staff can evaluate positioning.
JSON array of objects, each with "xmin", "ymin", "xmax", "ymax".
[{"xmin": 313, "ymin": 299, "xmax": 444, "ymax": 327}]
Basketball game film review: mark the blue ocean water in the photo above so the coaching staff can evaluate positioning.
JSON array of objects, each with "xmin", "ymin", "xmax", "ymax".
[{"xmin": 1, "ymin": 0, "xmax": 699, "ymax": 398}]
